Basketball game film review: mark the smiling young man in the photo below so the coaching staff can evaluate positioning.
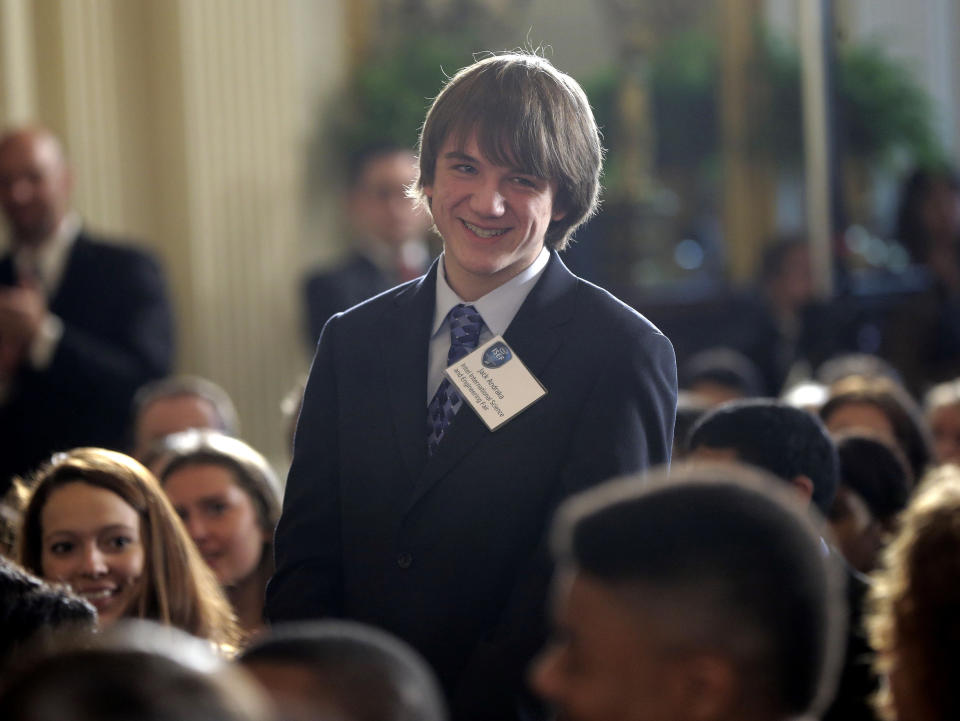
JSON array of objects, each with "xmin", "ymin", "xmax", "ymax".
[{"xmin": 267, "ymin": 52, "xmax": 678, "ymax": 721}]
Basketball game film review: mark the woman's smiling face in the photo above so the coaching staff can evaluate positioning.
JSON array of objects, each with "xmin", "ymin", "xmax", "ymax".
[
  {"xmin": 163, "ymin": 462, "xmax": 266, "ymax": 587},
  {"xmin": 40, "ymin": 481, "xmax": 145, "ymax": 626}
]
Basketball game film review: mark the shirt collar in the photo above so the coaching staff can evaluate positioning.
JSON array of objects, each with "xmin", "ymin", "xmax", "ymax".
[
  {"xmin": 13, "ymin": 212, "xmax": 80, "ymax": 294},
  {"xmin": 354, "ymin": 234, "xmax": 429, "ymax": 276},
  {"xmin": 432, "ymin": 246, "xmax": 551, "ymax": 337}
]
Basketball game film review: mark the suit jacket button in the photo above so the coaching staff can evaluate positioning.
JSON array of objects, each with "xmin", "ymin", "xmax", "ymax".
[{"xmin": 397, "ymin": 552, "xmax": 413, "ymax": 569}]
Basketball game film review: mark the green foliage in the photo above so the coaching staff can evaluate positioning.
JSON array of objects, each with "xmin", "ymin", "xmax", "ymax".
[
  {"xmin": 750, "ymin": 32, "xmax": 944, "ymax": 168},
  {"xmin": 328, "ymin": 36, "xmax": 475, "ymax": 157},
  {"xmin": 838, "ymin": 41, "xmax": 942, "ymax": 166},
  {"xmin": 754, "ymin": 29, "xmax": 803, "ymax": 162},
  {"xmin": 322, "ymin": 22, "xmax": 944, "ymax": 189},
  {"xmin": 584, "ymin": 27, "xmax": 943, "ymax": 177},
  {"xmin": 650, "ymin": 28, "xmax": 719, "ymax": 166}
]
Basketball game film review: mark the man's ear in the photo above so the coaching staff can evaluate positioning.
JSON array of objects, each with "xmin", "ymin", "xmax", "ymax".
[
  {"xmin": 551, "ymin": 204, "xmax": 567, "ymax": 222},
  {"xmin": 789, "ymin": 475, "xmax": 815, "ymax": 506},
  {"xmin": 674, "ymin": 653, "xmax": 739, "ymax": 721}
]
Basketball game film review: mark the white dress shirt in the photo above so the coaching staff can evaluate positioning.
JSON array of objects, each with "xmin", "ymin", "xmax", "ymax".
[{"xmin": 427, "ymin": 246, "xmax": 551, "ymax": 401}]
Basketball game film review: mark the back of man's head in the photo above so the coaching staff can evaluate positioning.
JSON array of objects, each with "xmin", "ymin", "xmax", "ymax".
[
  {"xmin": 0, "ymin": 557, "xmax": 96, "ymax": 670},
  {"xmin": 687, "ymin": 398, "xmax": 839, "ymax": 513},
  {"xmin": 0, "ymin": 621, "xmax": 270, "ymax": 721},
  {"xmin": 239, "ymin": 621, "xmax": 447, "ymax": 721},
  {"xmin": 680, "ymin": 347, "xmax": 765, "ymax": 402},
  {"xmin": 130, "ymin": 375, "xmax": 239, "ymax": 463},
  {"xmin": 534, "ymin": 464, "xmax": 845, "ymax": 721}
]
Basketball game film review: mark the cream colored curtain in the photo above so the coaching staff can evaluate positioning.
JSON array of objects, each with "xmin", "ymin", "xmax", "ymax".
[{"xmin": 0, "ymin": 0, "xmax": 343, "ymax": 469}]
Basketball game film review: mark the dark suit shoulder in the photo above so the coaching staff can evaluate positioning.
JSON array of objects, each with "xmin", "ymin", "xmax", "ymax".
[
  {"xmin": 58, "ymin": 233, "xmax": 166, "ymax": 301},
  {"xmin": 325, "ymin": 275, "xmax": 425, "ymax": 328},
  {"xmin": 306, "ymin": 253, "xmax": 381, "ymax": 283},
  {"xmin": 64, "ymin": 234, "xmax": 164, "ymax": 294},
  {"xmin": 303, "ymin": 253, "xmax": 403, "ymax": 345},
  {"xmin": 73, "ymin": 231, "xmax": 161, "ymax": 265},
  {"xmin": 571, "ymin": 275, "xmax": 670, "ymax": 341}
]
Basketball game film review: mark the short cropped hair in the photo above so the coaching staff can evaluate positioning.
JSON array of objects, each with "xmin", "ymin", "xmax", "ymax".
[
  {"xmin": 240, "ymin": 621, "xmax": 447, "ymax": 721},
  {"xmin": 680, "ymin": 347, "xmax": 765, "ymax": 398},
  {"xmin": 0, "ymin": 625, "xmax": 269, "ymax": 721},
  {"xmin": 834, "ymin": 431, "xmax": 912, "ymax": 521},
  {"xmin": 815, "ymin": 354, "xmax": 904, "ymax": 388},
  {"xmin": 415, "ymin": 52, "xmax": 603, "ymax": 250},
  {"xmin": 133, "ymin": 375, "xmax": 240, "ymax": 437},
  {"xmin": 347, "ymin": 141, "xmax": 414, "ymax": 188},
  {"xmin": 687, "ymin": 399, "xmax": 840, "ymax": 513},
  {"xmin": 0, "ymin": 557, "xmax": 96, "ymax": 668},
  {"xmin": 552, "ymin": 464, "xmax": 845, "ymax": 719}
]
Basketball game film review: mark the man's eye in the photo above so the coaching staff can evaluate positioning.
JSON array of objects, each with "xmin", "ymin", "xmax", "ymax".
[
  {"xmin": 512, "ymin": 176, "xmax": 537, "ymax": 188},
  {"xmin": 49, "ymin": 541, "xmax": 74, "ymax": 554},
  {"xmin": 453, "ymin": 164, "xmax": 476, "ymax": 174}
]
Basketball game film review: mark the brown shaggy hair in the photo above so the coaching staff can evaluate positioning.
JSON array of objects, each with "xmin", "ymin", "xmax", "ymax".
[{"xmin": 414, "ymin": 52, "xmax": 603, "ymax": 250}]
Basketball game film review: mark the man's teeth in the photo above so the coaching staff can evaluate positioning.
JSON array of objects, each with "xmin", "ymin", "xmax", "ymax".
[{"xmin": 463, "ymin": 221, "xmax": 507, "ymax": 238}]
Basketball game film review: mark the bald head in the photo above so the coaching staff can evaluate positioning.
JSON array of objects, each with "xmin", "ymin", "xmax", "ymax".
[{"xmin": 0, "ymin": 127, "xmax": 72, "ymax": 246}]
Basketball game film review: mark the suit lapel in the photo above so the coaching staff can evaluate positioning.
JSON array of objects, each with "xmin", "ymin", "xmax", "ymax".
[
  {"xmin": 47, "ymin": 233, "xmax": 88, "ymax": 314},
  {"xmin": 383, "ymin": 262, "xmax": 437, "ymax": 484},
  {"xmin": 0, "ymin": 253, "xmax": 14, "ymax": 286},
  {"xmin": 404, "ymin": 251, "xmax": 579, "ymax": 513}
]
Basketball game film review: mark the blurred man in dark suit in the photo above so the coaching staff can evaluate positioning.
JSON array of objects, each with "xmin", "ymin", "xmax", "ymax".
[
  {"xmin": 303, "ymin": 142, "xmax": 432, "ymax": 346},
  {"xmin": 0, "ymin": 126, "xmax": 173, "ymax": 492}
]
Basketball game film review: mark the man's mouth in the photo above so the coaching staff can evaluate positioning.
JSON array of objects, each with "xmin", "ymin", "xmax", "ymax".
[{"xmin": 462, "ymin": 220, "xmax": 508, "ymax": 238}]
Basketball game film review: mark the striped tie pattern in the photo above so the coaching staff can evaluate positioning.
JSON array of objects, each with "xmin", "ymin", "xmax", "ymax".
[{"xmin": 426, "ymin": 304, "xmax": 484, "ymax": 456}]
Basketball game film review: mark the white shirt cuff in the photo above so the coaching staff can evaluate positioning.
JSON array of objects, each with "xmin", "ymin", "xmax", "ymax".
[{"xmin": 28, "ymin": 313, "xmax": 64, "ymax": 369}]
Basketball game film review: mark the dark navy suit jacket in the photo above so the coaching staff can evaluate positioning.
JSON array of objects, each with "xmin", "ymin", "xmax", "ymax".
[
  {"xmin": 0, "ymin": 231, "xmax": 174, "ymax": 490},
  {"xmin": 303, "ymin": 253, "xmax": 396, "ymax": 347},
  {"xmin": 268, "ymin": 251, "xmax": 677, "ymax": 720}
]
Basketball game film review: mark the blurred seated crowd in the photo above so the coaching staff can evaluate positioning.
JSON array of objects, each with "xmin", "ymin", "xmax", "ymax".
[{"xmin": 3, "ymin": 119, "xmax": 960, "ymax": 721}]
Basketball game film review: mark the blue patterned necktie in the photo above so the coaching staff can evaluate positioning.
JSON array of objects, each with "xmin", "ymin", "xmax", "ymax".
[{"xmin": 427, "ymin": 303, "xmax": 484, "ymax": 456}]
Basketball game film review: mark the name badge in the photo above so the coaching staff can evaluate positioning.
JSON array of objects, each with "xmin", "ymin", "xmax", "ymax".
[{"xmin": 444, "ymin": 335, "xmax": 547, "ymax": 430}]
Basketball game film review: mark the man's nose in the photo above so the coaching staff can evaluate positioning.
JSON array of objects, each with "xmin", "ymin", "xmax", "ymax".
[
  {"xmin": 9, "ymin": 178, "xmax": 35, "ymax": 204},
  {"xmin": 471, "ymin": 180, "xmax": 505, "ymax": 217}
]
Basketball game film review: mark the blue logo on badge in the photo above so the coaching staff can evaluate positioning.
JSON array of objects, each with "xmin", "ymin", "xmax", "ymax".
[{"xmin": 482, "ymin": 342, "xmax": 512, "ymax": 368}]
